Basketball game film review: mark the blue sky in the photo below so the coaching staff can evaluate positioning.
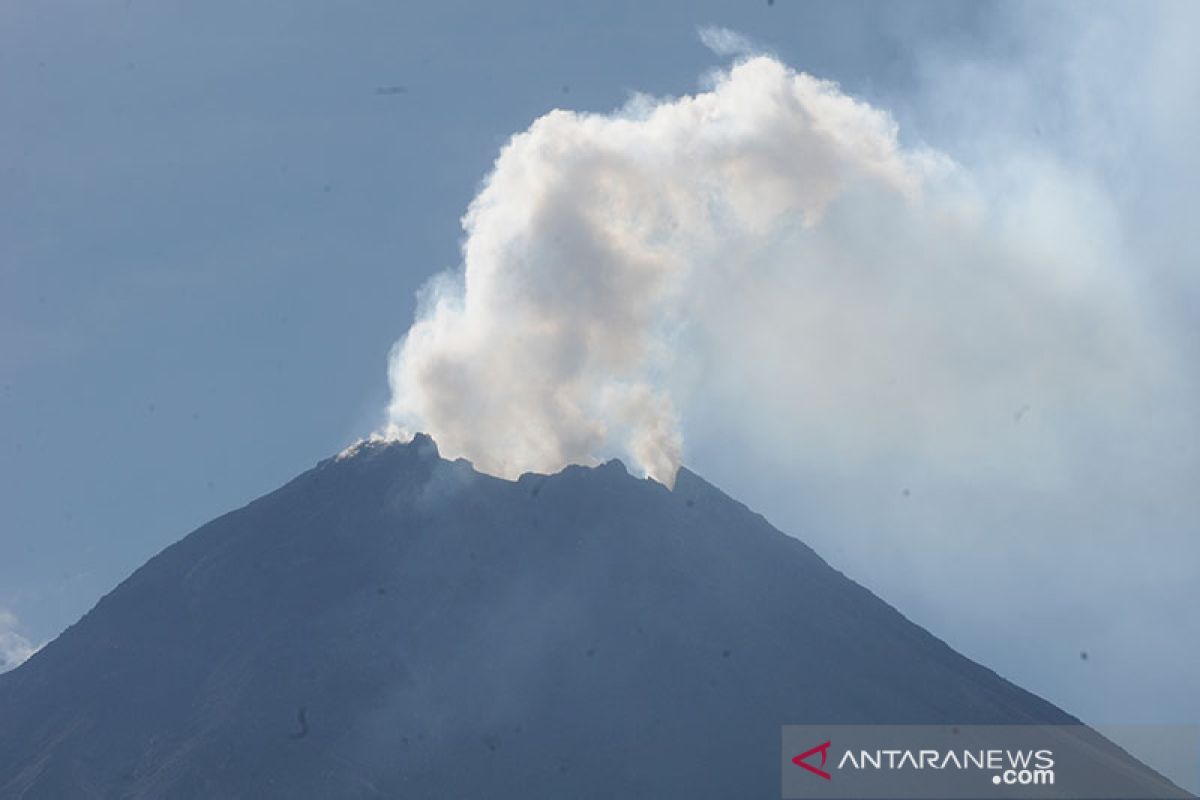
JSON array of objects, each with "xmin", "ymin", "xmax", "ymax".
[
  {"xmin": 0, "ymin": 0, "xmax": 979, "ymax": 649},
  {"xmin": 3, "ymin": 0, "xmax": 1198, "ymax": 786}
]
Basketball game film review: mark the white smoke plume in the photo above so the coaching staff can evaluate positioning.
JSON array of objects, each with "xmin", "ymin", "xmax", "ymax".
[
  {"xmin": 385, "ymin": 53, "xmax": 1166, "ymax": 489},
  {"xmin": 696, "ymin": 25, "xmax": 760, "ymax": 58}
]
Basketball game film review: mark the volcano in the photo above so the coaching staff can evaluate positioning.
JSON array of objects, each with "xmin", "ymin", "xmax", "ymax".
[{"xmin": 0, "ymin": 436, "xmax": 1178, "ymax": 797}]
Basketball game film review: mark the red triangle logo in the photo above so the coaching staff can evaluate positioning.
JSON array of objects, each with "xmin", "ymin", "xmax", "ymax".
[{"xmin": 792, "ymin": 740, "xmax": 832, "ymax": 780}]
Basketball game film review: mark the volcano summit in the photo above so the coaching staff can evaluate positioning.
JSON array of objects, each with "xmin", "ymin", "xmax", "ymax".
[{"xmin": 0, "ymin": 436, "xmax": 1175, "ymax": 798}]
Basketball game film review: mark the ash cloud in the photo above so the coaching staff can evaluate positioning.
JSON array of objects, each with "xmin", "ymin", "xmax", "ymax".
[
  {"xmin": 386, "ymin": 56, "xmax": 925, "ymax": 485},
  {"xmin": 385, "ymin": 51, "xmax": 1168, "ymax": 491}
]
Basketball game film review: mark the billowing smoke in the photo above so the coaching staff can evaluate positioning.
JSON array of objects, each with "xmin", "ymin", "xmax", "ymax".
[{"xmin": 385, "ymin": 53, "xmax": 1165, "ymax": 489}]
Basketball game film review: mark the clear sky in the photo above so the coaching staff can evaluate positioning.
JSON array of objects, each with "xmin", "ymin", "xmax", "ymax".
[{"xmin": 2, "ymin": 0, "xmax": 1197, "ymax": 786}]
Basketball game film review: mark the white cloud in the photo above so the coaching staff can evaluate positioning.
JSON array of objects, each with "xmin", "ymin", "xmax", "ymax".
[{"xmin": 0, "ymin": 609, "xmax": 38, "ymax": 673}]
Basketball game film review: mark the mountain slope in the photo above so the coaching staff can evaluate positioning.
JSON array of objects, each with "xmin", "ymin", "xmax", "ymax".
[{"xmin": 0, "ymin": 436, "xmax": 1164, "ymax": 797}]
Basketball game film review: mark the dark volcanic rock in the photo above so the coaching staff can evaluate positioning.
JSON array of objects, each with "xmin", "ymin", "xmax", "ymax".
[{"xmin": 0, "ymin": 436, "xmax": 1169, "ymax": 797}]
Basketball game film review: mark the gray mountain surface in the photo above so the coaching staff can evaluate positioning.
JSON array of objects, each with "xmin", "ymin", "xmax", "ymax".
[{"xmin": 0, "ymin": 435, "xmax": 1177, "ymax": 798}]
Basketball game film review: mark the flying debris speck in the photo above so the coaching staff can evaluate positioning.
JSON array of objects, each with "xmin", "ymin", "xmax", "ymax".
[{"xmin": 289, "ymin": 707, "xmax": 309, "ymax": 740}]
